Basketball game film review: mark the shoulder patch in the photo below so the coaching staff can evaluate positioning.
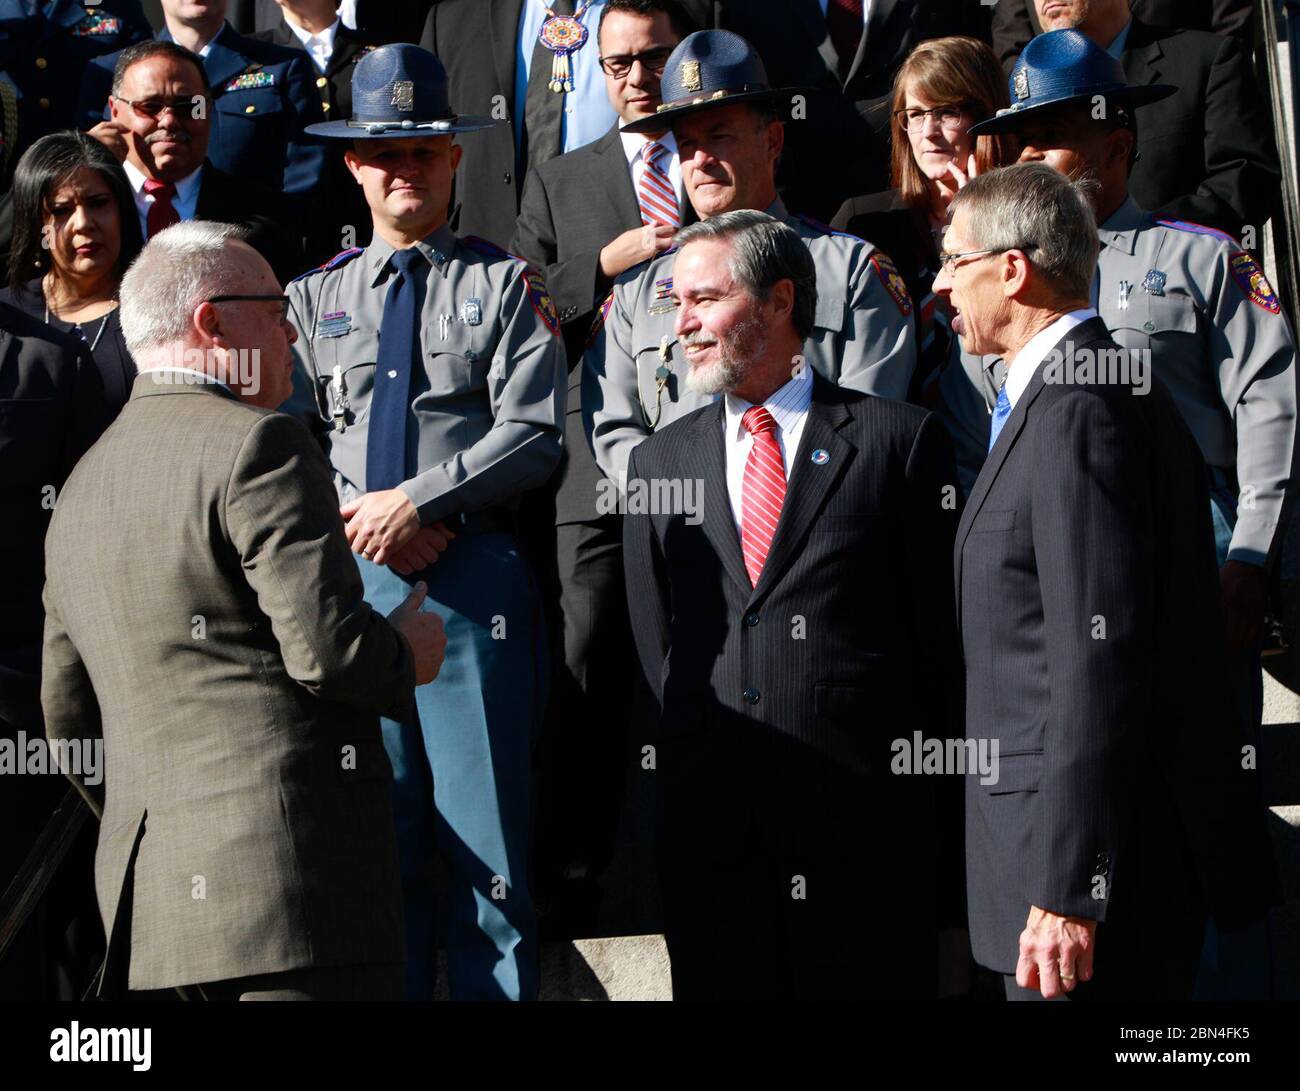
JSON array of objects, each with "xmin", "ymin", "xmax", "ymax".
[
  {"xmin": 587, "ymin": 289, "xmax": 615, "ymax": 348},
  {"xmin": 290, "ymin": 246, "xmax": 363, "ymax": 283},
  {"xmin": 870, "ymin": 252, "xmax": 912, "ymax": 316},
  {"xmin": 1228, "ymin": 251, "xmax": 1281, "ymax": 314},
  {"xmin": 522, "ymin": 269, "xmax": 560, "ymax": 336},
  {"xmin": 1155, "ymin": 218, "xmax": 1239, "ymax": 247},
  {"xmin": 461, "ymin": 235, "xmax": 524, "ymax": 263}
]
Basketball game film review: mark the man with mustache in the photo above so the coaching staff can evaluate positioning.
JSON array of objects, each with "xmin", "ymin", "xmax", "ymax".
[{"xmin": 584, "ymin": 30, "xmax": 917, "ymax": 494}]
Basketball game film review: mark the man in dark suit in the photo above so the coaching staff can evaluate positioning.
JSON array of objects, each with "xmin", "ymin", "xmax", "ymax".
[
  {"xmin": 230, "ymin": 0, "xmax": 433, "ymax": 44},
  {"xmin": 623, "ymin": 209, "xmax": 963, "ymax": 999},
  {"xmin": 718, "ymin": 0, "xmax": 988, "ymax": 220},
  {"xmin": 938, "ymin": 161, "xmax": 1277, "ymax": 1000},
  {"xmin": 995, "ymin": 0, "xmax": 1278, "ymax": 240},
  {"xmin": 76, "ymin": 0, "xmax": 327, "ymax": 198},
  {"xmin": 510, "ymin": 0, "xmax": 693, "ymax": 930}
]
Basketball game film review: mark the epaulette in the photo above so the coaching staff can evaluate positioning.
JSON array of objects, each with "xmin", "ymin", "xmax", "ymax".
[
  {"xmin": 1155, "ymin": 218, "xmax": 1239, "ymax": 247},
  {"xmin": 796, "ymin": 212, "xmax": 863, "ymax": 242},
  {"xmin": 461, "ymin": 235, "xmax": 525, "ymax": 262},
  {"xmin": 290, "ymin": 246, "xmax": 363, "ymax": 283}
]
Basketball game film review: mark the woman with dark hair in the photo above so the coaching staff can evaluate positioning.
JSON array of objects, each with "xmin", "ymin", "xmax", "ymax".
[
  {"xmin": 832, "ymin": 37, "xmax": 1016, "ymax": 402},
  {"xmin": 3, "ymin": 131, "xmax": 144, "ymax": 415}
]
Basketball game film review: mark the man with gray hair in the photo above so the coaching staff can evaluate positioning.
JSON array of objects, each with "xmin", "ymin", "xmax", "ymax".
[
  {"xmin": 623, "ymin": 209, "xmax": 963, "ymax": 1000},
  {"xmin": 939, "ymin": 161, "xmax": 1277, "ymax": 1001},
  {"xmin": 41, "ymin": 221, "xmax": 445, "ymax": 1000}
]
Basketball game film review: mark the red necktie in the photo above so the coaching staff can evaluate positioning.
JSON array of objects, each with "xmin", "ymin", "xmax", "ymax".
[
  {"xmin": 826, "ymin": 0, "xmax": 864, "ymax": 81},
  {"xmin": 143, "ymin": 178, "xmax": 180, "ymax": 238},
  {"xmin": 638, "ymin": 140, "xmax": 679, "ymax": 228},
  {"xmin": 740, "ymin": 406, "xmax": 787, "ymax": 587}
]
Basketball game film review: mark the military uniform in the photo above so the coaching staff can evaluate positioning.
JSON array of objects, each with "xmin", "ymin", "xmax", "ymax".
[
  {"xmin": 583, "ymin": 199, "xmax": 917, "ymax": 486},
  {"xmin": 286, "ymin": 222, "xmax": 565, "ymax": 1002},
  {"xmin": 0, "ymin": 0, "xmax": 151, "ymax": 164}
]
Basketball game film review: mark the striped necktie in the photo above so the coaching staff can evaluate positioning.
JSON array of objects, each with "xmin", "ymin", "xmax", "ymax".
[
  {"xmin": 638, "ymin": 140, "xmax": 679, "ymax": 228},
  {"xmin": 740, "ymin": 406, "xmax": 787, "ymax": 587}
]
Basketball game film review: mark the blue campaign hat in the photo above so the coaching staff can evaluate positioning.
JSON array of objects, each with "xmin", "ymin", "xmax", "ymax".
[
  {"xmin": 306, "ymin": 43, "xmax": 496, "ymax": 139},
  {"xmin": 968, "ymin": 29, "xmax": 1176, "ymax": 137},
  {"xmin": 621, "ymin": 30, "xmax": 810, "ymax": 135}
]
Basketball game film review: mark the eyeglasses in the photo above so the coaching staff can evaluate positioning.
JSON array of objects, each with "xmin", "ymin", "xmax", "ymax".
[
  {"xmin": 936, "ymin": 244, "xmax": 1038, "ymax": 273},
  {"xmin": 113, "ymin": 95, "xmax": 206, "ymax": 120},
  {"xmin": 895, "ymin": 105, "xmax": 971, "ymax": 133},
  {"xmin": 207, "ymin": 294, "xmax": 293, "ymax": 321},
  {"xmin": 599, "ymin": 47, "xmax": 675, "ymax": 79}
]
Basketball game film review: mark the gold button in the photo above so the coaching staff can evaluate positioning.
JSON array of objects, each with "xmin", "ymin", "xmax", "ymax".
[
  {"xmin": 244, "ymin": 105, "xmax": 255, "ymax": 114},
  {"xmin": 38, "ymin": 97, "xmax": 50, "ymax": 109},
  {"xmin": 322, "ymin": 102, "xmax": 331, "ymax": 112},
  {"xmin": 316, "ymin": 76, "xmax": 327, "ymax": 88},
  {"xmin": 35, "ymin": 57, "xmax": 47, "ymax": 70}
]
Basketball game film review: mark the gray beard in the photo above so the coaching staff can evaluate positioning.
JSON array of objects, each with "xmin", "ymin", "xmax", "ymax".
[{"xmin": 684, "ymin": 315, "xmax": 768, "ymax": 397}]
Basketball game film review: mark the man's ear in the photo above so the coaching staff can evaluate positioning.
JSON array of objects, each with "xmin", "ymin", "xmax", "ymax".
[
  {"xmin": 450, "ymin": 140, "xmax": 464, "ymax": 174},
  {"xmin": 766, "ymin": 120, "xmax": 785, "ymax": 165},
  {"xmin": 1002, "ymin": 250, "xmax": 1032, "ymax": 299},
  {"xmin": 343, "ymin": 147, "xmax": 364, "ymax": 185},
  {"xmin": 193, "ymin": 300, "xmax": 222, "ymax": 346},
  {"xmin": 769, "ymin": 277, "xmax": 795, "ymax": 321}
]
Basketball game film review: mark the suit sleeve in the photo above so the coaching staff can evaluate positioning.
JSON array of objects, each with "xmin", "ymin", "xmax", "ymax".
[
  {"xmin": 74, "ymin": 55, "xmax": 114, "ymax": 132},
  {"xmin": 990, "ymin": 0, "xmax": 1034, "ymax": 76},
  {"xmin": 224, "ymin": 411, "xmax": 415, "ymax": 719},
  {"xmin": 279, "ymin": 52, "xmax": 328, "ymax": 197},
  {"xmin": 622, "ymin": 445, "xmax": 670, "ymax": 709},
  {"xmin": 399, "ymin": 264, "xmax": 566, "ymax": 522},
  {"xmin": 1029, "ymin": 391, "xmax": 1150, "ymax": 921},
  {"xmin": 836, "ymin": 244, "xmax": 916, "ymax": 401},
  {"xmin": 584, "ymin": 274, "xmax": 645, "ymax": 487}
]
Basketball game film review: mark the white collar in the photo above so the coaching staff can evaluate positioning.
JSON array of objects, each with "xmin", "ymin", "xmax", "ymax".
[
  {"xmin": 123, "ymin": 158, "xmax": 204, "ymax": 203},
  {"xmin": 286, "ymin": 16, "xmax": 339, "ymax": 51},
  {"xmin": 1004, "ymin": 309, "xmax": 1096, "ymax": 407},
  {"xmin": 724, "ymin": 360, "xmax": 815, "ymax": 442},
  {"xmin": 619, "ymin": 128, "xmax": 678, "ymax": 165}
]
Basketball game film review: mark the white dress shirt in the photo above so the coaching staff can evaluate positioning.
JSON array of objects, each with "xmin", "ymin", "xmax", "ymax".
[
  {"xmin": 123, "ymin": 159, "xmax": 203, "ymax": 239},
  {"xmin": 337, "ymin": 0, "xmax": 358, "ymax": 29},
  {"xmin": 722, "ymin": 362, "xmax": 815, "ymax": 533},
  {"xmin": 286, "ymin": 16, "xmax": 340, "ymax": 73},
  {"xmin": 619, "ymin": 129, "xmax": 685, "ymax": 212},
  {"xmin": 1003, "ymin": 308, "xmax": 1097, "ymax": 409}
]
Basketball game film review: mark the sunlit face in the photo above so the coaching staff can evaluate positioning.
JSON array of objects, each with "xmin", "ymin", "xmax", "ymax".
[
  {"xmin": 345, "ymin": 136, "xmax": 462, "ymax": 232},
  {"xmin": 672, "ymin": 237, "xmax": 769, "ymax": 395},
  {"xmin": 931, "ymin": 208, "xmax": 1009, "ymax": 358},
  {"xmin": 42, "ymin": 167, "xmax": 122, "ymax": 288},
  {"xmin": 109, "ymin": 55, "xmax": 210, "ymax": 182},
  {"xmin": 1014, "ymin": 106, "xmax": 1107, "ymax": 179},
  {"xmin": 162, "ymin": 0, "xmax": 226, "ymax": 21},
  {"xmin": 676, "ymin": 103, "xmax": 782, "ymax": 219},
  {"xmin": 902, "ymin": 83, "xmax": 975, "ymax": 183},
  {"xmin": 1035, "ymin": 0, "xmax": 1101, "ymax": 30},
  {"xmin": 599, "ymin": 10, "xmax": 679, "ymax": 123}
]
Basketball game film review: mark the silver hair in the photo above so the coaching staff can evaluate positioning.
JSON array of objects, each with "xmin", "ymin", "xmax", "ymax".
[
  {"xmin": 673, "ymin": 209, "xmax": 817, "ymax": 339},
  {"xmin": 949, "ymin": 161, "xmax": 1099, "ymax": 301},
  {"xmin": 119, "ymin": 221, "xmax": 252, "ymax": 359}
]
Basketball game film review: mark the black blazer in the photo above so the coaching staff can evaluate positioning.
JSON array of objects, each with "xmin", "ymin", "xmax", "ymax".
[
  {"xmin": 195, "ymin": 161, "xmax": 308, "ymax": 283},
  {"xmin": 956, "ymin": 317, "xmax": 1278, "ymax": 994},
  {"xmin": 231, "ymin": 0, "xmax": 433, "ymax": 44},
  {"xmin": 623, "ymin": 375, "xmax": 965, "ymax": 936}
]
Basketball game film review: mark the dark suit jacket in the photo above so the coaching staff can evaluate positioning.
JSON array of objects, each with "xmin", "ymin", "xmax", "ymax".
[
  {"xmin": 719, "ymin": 0, "xmax": 987, "ymax": 220},
  {"xmin": 195, "ymin": 161, "xmax": 309, "ymax": 283},
  {"xmin": 231, "ymin": 0, "xmax": 434, "ymax": 45},
  {"xmin": 623, "ymin": 376, "xmax": 965, "ymax": 948},
  {"xmin": 41, "ymin": 375, "xmax": 413, "ymax": 991},
  {"xmin": 956, "ymin": 317, "xmax": 1278, "ymax": 993},
  {"xmin": 0, "ymin": 301, "xmax": 105, "ymax": 730}
]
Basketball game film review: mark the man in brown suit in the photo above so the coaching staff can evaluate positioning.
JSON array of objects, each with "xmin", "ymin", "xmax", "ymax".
[{"xmin": 40, "ymin": 221, "xmax": 445, "ymax": 1001}]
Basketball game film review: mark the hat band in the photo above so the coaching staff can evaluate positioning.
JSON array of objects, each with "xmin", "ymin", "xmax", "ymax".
[
  {"xmin": 347, "ymin": 116, "xmax": 460, "ymax": 134},
  {"xmin": 656, "ymin": 85, "xmax": 771, "ymax": 113}
]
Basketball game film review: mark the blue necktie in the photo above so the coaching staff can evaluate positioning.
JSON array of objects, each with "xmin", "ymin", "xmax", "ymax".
[
  {"xmin": 367, "ymin": 248, "xmax": 427, "ymax": 493},
  {"xmin": 988, "ymin": 381, "xmax": 1012, "ymax": 452}
]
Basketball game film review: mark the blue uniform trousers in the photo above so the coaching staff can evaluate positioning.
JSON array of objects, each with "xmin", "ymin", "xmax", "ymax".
[{"xmin": 357, "ymin": 532, "xmax": 543, "ymax": 1000}]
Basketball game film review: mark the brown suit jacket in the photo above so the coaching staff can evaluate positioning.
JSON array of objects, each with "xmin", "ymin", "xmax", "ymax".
[{"xmin": 41, "ymin": 374, "xmax": 413, "ymax": 992}]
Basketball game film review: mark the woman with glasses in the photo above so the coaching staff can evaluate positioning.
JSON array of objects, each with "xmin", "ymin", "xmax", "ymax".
[
  {"xmin": 831, "ymin": 37, "xmax": 1014, "ymax": 402},
  {"xmin": 3, "ymin": 131, "xmax": 144, "ymax": 418}
]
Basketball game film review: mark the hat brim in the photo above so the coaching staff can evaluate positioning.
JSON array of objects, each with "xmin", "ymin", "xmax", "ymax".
[
  {"xmin": 306, "ymin": 115, "xmax": 498, "ymax": 139},
  {"xmin": 967, "ymin": 83, "xmax": 1178, "ymax": 136},
  {"xmin": 620, "ymin": 86, "xmax": 812, "ymax": 134}
]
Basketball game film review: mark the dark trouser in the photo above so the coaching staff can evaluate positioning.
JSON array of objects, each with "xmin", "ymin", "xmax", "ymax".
[{"xmin": 186, "ymin": 963, "xmax": 405, "ymax": 1001}]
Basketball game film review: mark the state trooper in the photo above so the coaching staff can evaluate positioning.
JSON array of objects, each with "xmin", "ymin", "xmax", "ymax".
[
  {"xmin": 284, "ymin": 43, "xmax": 566, "ymax": 1002},
  {"xmin": 952, "ymin": 30, "xmax": 1296, "ymax": 999},
  {"xmin": 584, "ymin": 29, "xmax": 917, "ymax": 489}
]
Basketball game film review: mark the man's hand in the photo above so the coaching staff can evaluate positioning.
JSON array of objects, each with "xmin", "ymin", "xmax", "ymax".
[
  {"xmin": 386, "ymin": 581, "xmax": 446, "ymax": 685},
  {"xmin": 1221, "ymin": 559, "xmax": 1267, "ymax": 650},
  {"xmin": 598, "ymin": 224, "xmax": 676, "ymax": 280},
  {"xmin": 340, "ymin": 489, "xmax": 421, "ymax": 566},
  {"xmin": 1016, "ymin": 905, "xmax": 1097, "ymax": 999},
  {"xmin": 385, "ymin": 521, "xmax": 457, "ymax": 575},
  {"xmin": 87, "ymin": 120, "xmax": 130, "ymax": 163}
]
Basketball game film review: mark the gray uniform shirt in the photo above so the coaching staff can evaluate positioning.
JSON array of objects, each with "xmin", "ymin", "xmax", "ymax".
[
  {"xmin": 582, "ymin": 198, "xmax": 917, "ymax": 487},
  {"xmin": 285, "ymin": 224, "xmax": 567, "ymax": 524}
]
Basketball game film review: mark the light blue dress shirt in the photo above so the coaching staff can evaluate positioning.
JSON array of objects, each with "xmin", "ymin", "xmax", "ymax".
[{"xmin": 1105, "ymin": 19, "xmax": 1133, "ymax": 60}]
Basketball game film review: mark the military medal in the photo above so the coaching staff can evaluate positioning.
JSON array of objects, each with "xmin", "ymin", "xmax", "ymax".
[
  {"xmin": 536, "ymin": 2, "xmax": 592, "ymax": 94},
  {"xmin": 648, "ymin": 275, "xmax": 675, "ymax": 315}
]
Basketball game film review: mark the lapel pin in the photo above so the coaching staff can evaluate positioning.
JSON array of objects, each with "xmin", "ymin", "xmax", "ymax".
[{"xmin": 811, "ymin": 449, "xmax": 830, "ymax": 465}]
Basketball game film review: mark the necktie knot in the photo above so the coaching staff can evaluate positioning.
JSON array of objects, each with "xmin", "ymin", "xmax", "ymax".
[
  {"xmin": 142, "ymin": 179, "xmax": 176, "ymax": 200},
  {"xmin": 390, "ymin": 248, "xmax": 427, "ymax": 278},
  {"xmin": 643, "ymin": 140, "xmax": 665, "ymax": 168},
  {"xmin": 742, "ymin": 405, "xmax": 778, "ymax": 438}
]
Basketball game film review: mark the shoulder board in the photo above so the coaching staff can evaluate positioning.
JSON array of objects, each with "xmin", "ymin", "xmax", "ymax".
[
  {"xmin": 796, "ymin": 213, "xmax": 863, "ymax": 242},
  {"xmin": 290, "ymin": 246, "xmax": 363, "ymax": 283},
  {"xmin": 460, "ymin": 235, "xmax": 525, "ymax": 262},
  {"xmin": 1155, "ymin": 218, "xmax": 1239, "ymax": 247}
]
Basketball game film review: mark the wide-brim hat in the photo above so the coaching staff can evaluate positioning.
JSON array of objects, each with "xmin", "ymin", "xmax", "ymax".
[
  {"xmin": 621, "ymin": 30, "xmax": 811, "ymax": 135},
  {"xmin": 306, "ymin": 43, "xmax": 496, "ymax": 139},
  {"xmin": 968, "ymin": 29, "xmax": 1176, "ymax": 137}
]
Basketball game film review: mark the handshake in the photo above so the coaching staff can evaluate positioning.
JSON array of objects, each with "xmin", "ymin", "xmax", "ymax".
[{"xmin": 387, "ymin": 582, "xmax": 447, "ymax": 686}]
